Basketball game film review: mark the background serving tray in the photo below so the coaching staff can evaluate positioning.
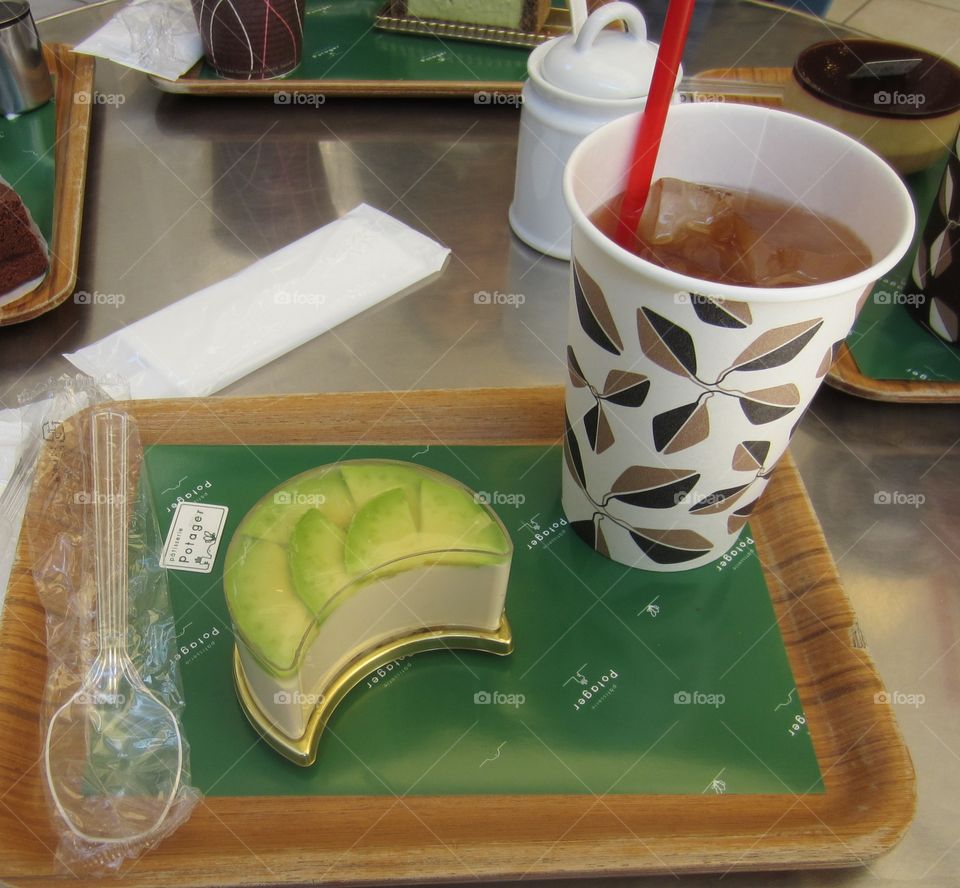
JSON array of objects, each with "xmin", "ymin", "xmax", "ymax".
[
  {"xmin": 692, "ymin": 67, "xmax": 960, "ymax": 403},
  {"xmin": 149, "ymin": 0, "xmax": 566, "ymax": 98},
  {"xmin": 0, "ymin": 387, "xmax": 914, "ymax": 884},
  {"xmin": 0, "ymin": 44, "xmax": 93, "ymax": 327}
]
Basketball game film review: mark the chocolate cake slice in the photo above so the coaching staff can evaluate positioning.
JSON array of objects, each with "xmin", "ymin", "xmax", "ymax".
[
  {"xmin": 0, "ymin": 180, "xmax": 48, "ymax": 300},
  {"xmin": 399, "ymin": 0, "xmax": 551, "ymax": 32}
]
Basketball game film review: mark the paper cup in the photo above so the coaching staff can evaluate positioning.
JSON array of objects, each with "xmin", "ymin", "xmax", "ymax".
[
  {"xmin": 561, "ymin": 103, "xmax": 915, "ymax": 571},
  {"xmin": 191, "ymin": 0, "xmax": 305, "ymax": 79}
]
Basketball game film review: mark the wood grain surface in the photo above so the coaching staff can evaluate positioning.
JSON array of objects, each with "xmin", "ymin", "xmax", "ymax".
[
  {"xmin": 0, "ymin": 387, "xmax": 915, "ymax": 884},
  {"xmin": 0, "ymin": 45, "xmax": 94, "ymax": 327},
  {"xmin": 826, "ymin": 342, "xmax": 960, "ymax": 403}
]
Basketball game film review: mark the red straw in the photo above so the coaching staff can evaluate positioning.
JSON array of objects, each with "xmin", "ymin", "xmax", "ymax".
[{"xmin": 614, "ymin": 0, "xmax": 697, "ymax": 250}]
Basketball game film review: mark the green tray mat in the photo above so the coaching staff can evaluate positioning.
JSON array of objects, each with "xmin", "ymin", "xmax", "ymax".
[
  {"xmin": 198, "ymin": 0, "xmax": 534, "ymax": 83},
  {"xmin": 0, "ymin": 98, "xmax": 56, "ymax": 243},
  {"xmin": 848, "ymin": 155, "xmax": 960, "ymax": 382},
  {"xmin": 143, "ymin": 443, "xmax": 822, "ymax": 798}
]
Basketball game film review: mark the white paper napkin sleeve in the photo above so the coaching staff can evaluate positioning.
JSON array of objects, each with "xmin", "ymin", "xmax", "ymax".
[{"xmin": 65, "ymin": 204, "xmax": 450, "ymax": 398}]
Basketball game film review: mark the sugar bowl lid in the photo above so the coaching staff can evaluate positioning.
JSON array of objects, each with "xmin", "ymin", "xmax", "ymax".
[{"xmin": 541, "ymin": 2, "xmax": 660, "ymax": 100}]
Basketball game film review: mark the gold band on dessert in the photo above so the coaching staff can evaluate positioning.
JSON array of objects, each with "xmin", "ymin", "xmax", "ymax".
[{"xmin": 233, "ymin": 618, "xmax": 513, "ymax": 767}]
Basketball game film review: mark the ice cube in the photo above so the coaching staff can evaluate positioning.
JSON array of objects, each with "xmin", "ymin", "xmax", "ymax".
[
  {"xmin": 731, "ymin": 200, "xmax": 870, "ymax": 287},
  {"xmin": 639, "ymin": 178, "xmax": 736, "ymax": 245},
  {"xmin": 634, "ymin": 178, "xmax": 871, "ymax": 287}
]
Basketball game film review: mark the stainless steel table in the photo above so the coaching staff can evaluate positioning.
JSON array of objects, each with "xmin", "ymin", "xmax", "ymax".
[{"xmin": 2, "ymin": 1, "xmax": 958, "ymax": 883}]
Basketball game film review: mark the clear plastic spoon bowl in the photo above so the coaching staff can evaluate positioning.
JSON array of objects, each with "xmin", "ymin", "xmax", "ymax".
[{"xmin": 44, "ymin": 410, "xmax": 183, "ymax": 845}]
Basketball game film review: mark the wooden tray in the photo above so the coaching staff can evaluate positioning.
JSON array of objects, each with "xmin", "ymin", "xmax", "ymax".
[
  {"xmin": 825, "ymin": 343, "xmax": 960, "ymax": 402},
  {"xmin": 149, "ymin": 0, "xmax": 570, "ymax": 99},
  {"xmin": 0, "ymin": 45, "xmax": 93, "ymax": 327},
  {"xmin": 0, "ymin": 387, "xmax": 915, "ymax": 885}
]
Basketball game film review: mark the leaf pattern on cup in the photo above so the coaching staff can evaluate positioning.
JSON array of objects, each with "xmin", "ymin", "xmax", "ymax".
[
  {"xmin": 652, "ymin": 394, "xmax": 712, "ymax": 454},
  {"xmin": 565, "ymin": 247, "xmax": 841, "ymax": 566},
  {"xmin": 567, "ymin": 346, "xmax": 588, "ymax": 388},
  {"xmin": 604, "ymin": 465, "xmax": 700, "ymax": 510},
  {"xmin": 569, "ymin": 515, "xmax": 611, "ymax": 560},
  {"xmin": 601, "ymin": 369, "xmax": 649, "ymax": 407},
  {"xmin": 738, "ymin": 384, "xmax": 800, "ymax": 425},
  {"xmin": 637, "ymin": 307, "xmax": 697, "ymax": 378},
  {"xmin": 564, "ymin": 411, "xmax": 587, "ymax": 491},
  {"xmin": 732, "ymin": 440, "xmax": 771, "ymax": 472},
  {"xmin": 574, "ymin": 260, "xmax": 623, "ymax": 355},
  {"xmin": 628, "ymin": 526, "xmax": 714, "ymax": 565},
  {"xmin": 688, "ymin": 483, "xmax": 750, "ymax": 515},
  {"xmin": 718, "ymin": 319, "xmax": 823, "ymax": 380},
  {"xmin": 584, "ymin": 402, "xmax": 615, "ymax": 454},
  {"xmin": 691, "ymin": 295, "xmax": 753, "ymax": 329},
  {"xmin": 727, "ymin": 497, "xmax": 761, "ymax": 535},
  {"xmin": 568, "ymin": 350, "xmax": 650, "ymax": 456}
]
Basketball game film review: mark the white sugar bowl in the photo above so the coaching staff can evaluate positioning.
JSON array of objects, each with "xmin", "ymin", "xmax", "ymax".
[{"xmin": 509, "ymin": 2, "xmax": 680, "ymax": 260}]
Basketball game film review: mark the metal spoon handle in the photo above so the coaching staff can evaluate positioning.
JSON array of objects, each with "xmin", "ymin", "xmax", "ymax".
[{"xmin": 91, "ymin": 411, "xmax": 130, "ymax": 661}]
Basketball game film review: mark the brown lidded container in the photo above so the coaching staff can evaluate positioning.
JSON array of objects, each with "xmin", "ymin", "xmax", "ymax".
[
  {"xmin": 190, "ymin": 0, "xmax": 305, "ymax": 79},
  {"xmin": 786, "ymin": 38, "xmax": 960, "ymax": 175}
]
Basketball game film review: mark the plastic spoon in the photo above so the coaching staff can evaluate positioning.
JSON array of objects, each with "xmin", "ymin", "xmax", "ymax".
[{"xmin": 44, "ymin": 410, "xmax": 182, "ymax": 845}]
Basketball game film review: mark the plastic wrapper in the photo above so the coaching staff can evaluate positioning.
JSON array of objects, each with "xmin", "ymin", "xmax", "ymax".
[
  {"xmin": 73, "ymin": 0, "xmax": 204, "ymax": 81},
  {"xmin": 1, "ymin": 376, "xmax": 121, "ymax": 611},
  {"xmin": 26, "ymin": 385, "xmax": 199, "ymax": 873},
  {"xmin": 65, "ymin": 203, "xmax": 451, "ymax": 398}
]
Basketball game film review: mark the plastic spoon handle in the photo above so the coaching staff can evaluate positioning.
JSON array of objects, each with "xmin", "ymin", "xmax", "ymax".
[{"xmin": 92, "ymin": 411, "xmax": 129, "ymax": 664}]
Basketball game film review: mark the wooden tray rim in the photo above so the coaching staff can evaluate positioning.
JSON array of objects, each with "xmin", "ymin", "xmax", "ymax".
[
  {"xmin": 0, "ymin": 44, "xmax": 93, "ymax": 327},
  {"xmin": 0, "ymin": 386, "xmax": 916, "ymax": 885},
  {"xmin": 148, "ymin": 69, "xmax": 526, "ymax": 97},
  {"xmin": 825, "ymin": 342, "xmax": 960, "ymax": 403}
]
